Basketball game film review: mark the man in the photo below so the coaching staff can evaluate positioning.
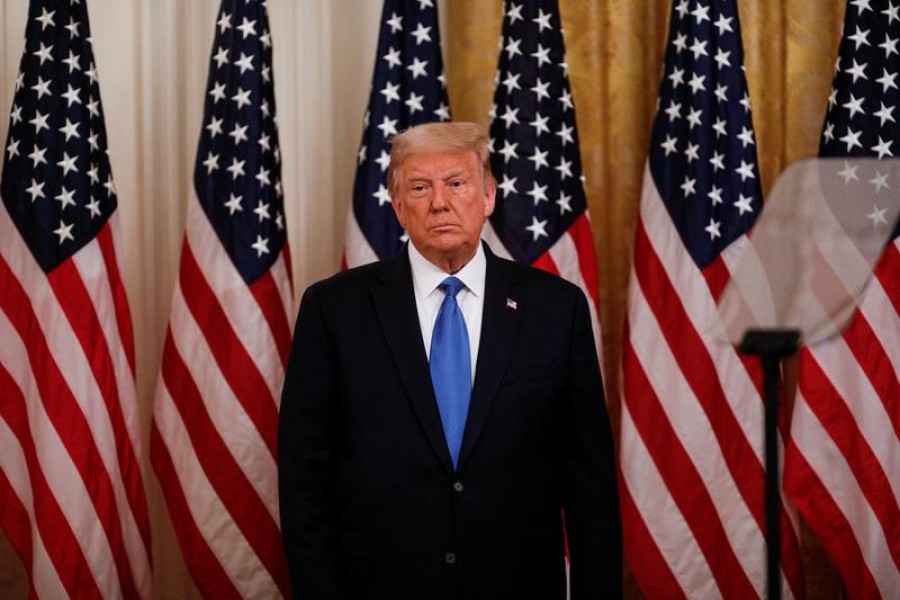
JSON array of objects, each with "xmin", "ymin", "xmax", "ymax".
[{"xmin": 279, "ymin": 122, "xmax": 621, "ymax": 599}]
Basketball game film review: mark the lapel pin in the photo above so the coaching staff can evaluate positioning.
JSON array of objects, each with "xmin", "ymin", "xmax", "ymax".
[{"xmin": 506, "ymin": 298, "xmax": 517, "ymax": 310}]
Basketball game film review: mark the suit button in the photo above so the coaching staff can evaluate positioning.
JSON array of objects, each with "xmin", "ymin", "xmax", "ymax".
[
  {"xmin": 445, "ymin": 552, "xmax": 456, "ymax": 564},
  {"xmin": 453, "ymin": 481, "xmax": 464, "ymax": 492}
]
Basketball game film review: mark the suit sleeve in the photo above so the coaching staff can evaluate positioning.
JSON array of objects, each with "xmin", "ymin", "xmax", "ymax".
[
  {"xmin": 564, "ymin": 290, "xmax": 623, "ymax": 599},
  {"xmin": 278, "ymin": 286, "xmax": 344, "ymax": 599}
]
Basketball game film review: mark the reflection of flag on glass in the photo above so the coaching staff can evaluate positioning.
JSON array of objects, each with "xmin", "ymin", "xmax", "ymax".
[
  {"xmin": 150, "ymin": 0, "xmax": 292, "ymax": 596},
  {"xmin": 0, "ymin": 1, "xmax": 152, "ymax": 597},
  {"xmin": 344, "ymin": 0, "xmax": 450, "ymax": 268},
  {"xmin": 619, "ymin": 0, "xmax": 804, "ymax": 597},
  {"xmin": 483, "ymin": 0, "xmax": 603, "ymax": 362},
  {"xmin": 787, "ymin": 0, "xmax": 900, "ymax": 596}
]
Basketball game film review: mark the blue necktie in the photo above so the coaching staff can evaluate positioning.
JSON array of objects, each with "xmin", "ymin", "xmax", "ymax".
[{"xmin": 430, "ymin": 276, "xmax": 471, "ymax": 469}]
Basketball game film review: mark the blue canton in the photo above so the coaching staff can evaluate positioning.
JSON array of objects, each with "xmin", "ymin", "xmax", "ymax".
[
  {"xmin": 195, "ymin": 0, "xmax": 285, "ymax": 284},
  {"xmin": 821, "ymin": 0, "xmax": 900, "ymax": 240},
  {"xmin": 649, "ymin": 0, "xmax": 761, "ymax": 270},
  {"xmin": 2, "ymin": 0, "xmax": 117, "ymax": 273},
  {"xmin": 488, "ymin": 0, "xmax": 588, "ymax": 265},
  {"xmin": 352, "ymin": 0, "xmax": 450, "ymax": 260}
]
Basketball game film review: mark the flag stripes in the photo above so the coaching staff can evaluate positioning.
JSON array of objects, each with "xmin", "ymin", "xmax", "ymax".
[
  {"xmin": 622, "ymin": 170, "xmax": 804, "ymax": 598},
  {"xmin": 0, "ymin": 217, "xmax": 152, "ymax": 597}
]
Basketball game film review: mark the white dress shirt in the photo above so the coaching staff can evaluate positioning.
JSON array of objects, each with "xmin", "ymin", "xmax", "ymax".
[{"xmin": 408, "ymin": 242, "xmax": 486, "ymax": 384}]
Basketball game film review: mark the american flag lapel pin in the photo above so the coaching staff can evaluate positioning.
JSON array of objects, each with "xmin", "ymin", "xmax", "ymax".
[{"xmin": 506, "ymin": 298, "xmax": 517, "ymax": 310}]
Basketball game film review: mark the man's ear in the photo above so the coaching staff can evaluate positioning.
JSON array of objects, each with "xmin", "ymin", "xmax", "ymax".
[{"xmin": 483, "ymin": 181, "xmax": 497, "ymax": 217}]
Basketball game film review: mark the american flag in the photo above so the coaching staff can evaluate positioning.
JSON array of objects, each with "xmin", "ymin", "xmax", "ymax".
[
  {"xmin": 484, "ymin": 0, "xmax": 603, "ymax": 362},
  {"xmin": 618, "ymin": 0, "xmax": 805, "ymax": 597},
  {"xmin": 150, "ymin": 0, "xmax": 292, "ymax": 597},
  {"xmin": 344, "ymin": 0, "xmax": 450, "ymax": 267},
  {"xmin": 0, "ymin": 0, "xmax": 152, "ymax": 597},
  {"xmin": 786, "ymin": 0, "xmax": 900, "ymax": 596}
]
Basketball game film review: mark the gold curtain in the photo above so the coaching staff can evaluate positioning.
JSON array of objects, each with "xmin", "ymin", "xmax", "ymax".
[{"xmin": 446, "ymin": 0, "xmax": 847, "ymax": 597}]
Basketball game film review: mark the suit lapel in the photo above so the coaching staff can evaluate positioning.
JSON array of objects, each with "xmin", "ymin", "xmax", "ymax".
[
  {"xmin": 458, "ymin": 248, "xmax": 522, "ymax": 470},
  {"xmin": 370, "ymin": 249, "xmax": 455, "ymax": 474}
]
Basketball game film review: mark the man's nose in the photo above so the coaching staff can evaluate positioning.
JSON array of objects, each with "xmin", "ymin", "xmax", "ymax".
[{"xmin": 430, "ymin": 184, "xmax": 450, "ymax": 210}]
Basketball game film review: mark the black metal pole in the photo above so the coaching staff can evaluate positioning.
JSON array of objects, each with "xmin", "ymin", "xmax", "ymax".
[{"xmin": 739, "ymin": 329, "xmax": 799, "ymax": 600}]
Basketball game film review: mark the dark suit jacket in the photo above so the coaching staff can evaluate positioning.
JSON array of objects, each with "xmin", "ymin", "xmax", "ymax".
[{"xmin": 278, "ymin": 243, "xmax": 621, "ymax": 600}]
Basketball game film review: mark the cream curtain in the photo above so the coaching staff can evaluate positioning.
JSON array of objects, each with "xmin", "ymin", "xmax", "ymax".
[{"xmin": 0, "ymin": 0, "xmax": 851, "ymax": 597}]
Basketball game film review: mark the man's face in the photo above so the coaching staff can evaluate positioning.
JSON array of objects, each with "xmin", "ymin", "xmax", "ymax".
[{"xmin": 391, "ymin": 150, "xmax": 496, "ymax": 271}]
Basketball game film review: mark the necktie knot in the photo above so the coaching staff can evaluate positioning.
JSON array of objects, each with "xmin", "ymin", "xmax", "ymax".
[{"xmin": 439, "ymin": 276, "xmax": 465, "ymax": 299}]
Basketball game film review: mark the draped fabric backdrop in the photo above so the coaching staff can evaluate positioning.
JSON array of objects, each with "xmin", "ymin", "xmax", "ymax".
[{"xmin": 0, "ymin": 0, "xmax": 853, "ymax": 598}]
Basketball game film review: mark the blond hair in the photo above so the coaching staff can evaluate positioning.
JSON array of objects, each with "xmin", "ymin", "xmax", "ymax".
[{"xmin": 387, "ymin": 121, "xmax": 495, "ymax": 195}]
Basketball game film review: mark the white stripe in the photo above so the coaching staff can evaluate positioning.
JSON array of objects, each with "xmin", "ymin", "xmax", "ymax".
[
  {"xmin": 547, "ymin": 229, "xmax": 604, "ymax": 368},
  {"xmin": 619, "ymin": 399, "xmax": 721, "ymax": 598},
  {"xmin": 480, "ymin": 222, "xmax": 514, "ymax": 260},
  {"xmin": 0, "ymin": 310, "xmax": 123, "ymax": 599},
  {"xmin": 627, "ymin": 266, "xmax": 767, "ymax": 596},
  {"xmin": 850, "ymin": 244, "xmax": 900, "ymax": 375},
  {"xmin": 270, "ymin": 250, "xmax": 295, "ymax": 348},
  {"xmin": 343, "ymin": 211, "xmax": 380, "ymax": 268},
  {"xmin": 185, "ymin": 196, "xmax": 286, "ymax": 402},
  {"xmin": 0, "ymin": 418, "xmax": 69, "ymax": 600},
  {"xmin": 0, "ymin": 204, "xmax": 151, "ymax": 596},
  {"xmin": 790, "ymin": 391, "xmax": 898, "ymax": 598},
  {"xmin": 165, "ymin": 280, "xmax": 280, "ymax": 520},
  {"xmin": 153, "ymin": 383, "xmax": 278, "ymax": 598}
]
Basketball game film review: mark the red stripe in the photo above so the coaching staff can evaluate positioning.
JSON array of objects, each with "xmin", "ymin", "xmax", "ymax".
[
  {"xmin": 96, "ymin": 224, "xmax": 136, "ymax": 375},
  {"xmin": 179, "ymin": 243, "xmax": 279, "ymax": 457},
  {"xmin": 149, "ymin": 422, "xmax": 242, "ymax": 600},
  {"xmin": 840, "ymin": 313, "xmax": 900, "ymax": 435},
  {"xmin": 622, "ymin": 334, "xmax": 758, "ymax": 597},
  {"xmin": 875, "ymin": 243, "xmax": 900, "ymax": 315},
  {"xmin": 0, "ymin": 255, "xmax": 138, "ymax": 598},
  {"xmin": 0, "ymin": 362, "xmax": 102, "ymax": 599},
  {"xmin": 249, "ymin": 269, "xmax": 292, "ymax": 369},
  {"xmin": 159, "ymin": 328, "xmax": 291, "ymax": 596},
  {"xmin": 616, "ymin": 420, "xmax": 686, "ymax": 598},
  {"xmin": 567, "ymin": 215, "xmax": 601, "ymax": 309},
  {"xmin": 784, "ymin": 442, "xmax": 880, "ymax": 599},
  {"xmin": 532, "ymin": 251, "xmax": 560, "ymax": 276},
  {"xmin": 798, "ymin": 353, "xmax": 900, "ymax": 565}
]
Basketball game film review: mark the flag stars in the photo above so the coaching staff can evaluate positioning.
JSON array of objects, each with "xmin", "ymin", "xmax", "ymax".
[
  {"xmin": 714, "ymin": 13, "xmax": 734, "ymax": 35},
  {"xmin": 383, "ymin": 46, "xmax": 401, "ymax": 69},
  {"xmin": 735, "ymin": 160, "xmax": 756, "ymax": 181},
  {"xmin": 61, "ymin": 84, "xmax": 81, "ymax": 106},
  {"xmin": 104, "ymin": 177, "xmax": 117, "ymax": 197},
  {"xmin": 406, "ymin": 57, "xmax": 428, "ymax": 79},
  {"xmin": 229, "ymin": 123, "xmax": 249, "ymax": 144},
  {"xmin": 498, "ymin": 174, "xmax": 518, "ymax": 197},
  {"xmin": 65, "ymin": 16, "xmax": 80, "ymax": 37},
  {"xmin": 710, "ymin": 151, "xmax": 725, "ymax": 172},
  {"xmin": 846, "ymin": 59, "xmax": 868, "ymax": 82},
  {"xmin": 237, "ymin": 17, "xmax": 257, "ymax": 39},
  {"xmin": 405, "ymin": 92, "xmax": 425, "ymax": 114},
  {"xmin": 712, "ymin": 117, "xmax": 727, "ymax": 137},
  {"xmin": 664, "ymin": 100, "xmax": 682, "ymax": 122},
  {"xmin": 880, "ymin": 34, "xmax": 898, "ymax": 57},
  {"xmin": 737, "ymin": 126, "xmax": 755, "ymax": 147},
  {"xmin": 54, "ymin": 220, "xmax": 75, "ymax": 244},
  {"xmin": 843, "ymin": 94, "xmax": 865, "ymax": 119},
  {"xmin": 530, "ymin": 113, "xmax": 550, "ymax": 136},
  {"xmin": 708, "ymin": 185, "xmax": 724, "ymax": 206},
  {"xmin": 531, "ymin": 79, "xmax": 551, "ymax": 101},
  {"xmin": 867, "ymin": 204, "xmax": 889, "ymax": 227},
  {"xmin": 256, "ymin": 168, "xmax": 272, "ymax": 188},
  {"xmin": 209, "ymin": 82, "xmax": 227, "ymax": 103},
  {"xmin": 691, "ymin": 3, "xmax": 711, "ymax": 23},
  {"xmin": 502, "ymin": 72, "xmax": 521, "ymax": 94},
  {"xmin": 206, "ymin": 116, "xmax": 224, "ymax": 138},
  {"xmin": 31, "ymin": 77, "xmax": 52, "ymax": 99},
  {"xmin": 869, "ymin": 170, "xmax": 890, "ymax": 193},
  {"xmin": 6, "ymin": 138, "xmax": 19, "ymax": 159},
  {"xmin": 505, "ymin": 38, "xmax": 523, "ymax": 59},
  {"xmin": 874, "ymin": 102, "xmax": 895, "ymax": 126},
  {"xmin": 734, "ymin": 194, "xmax": 754, "ymax": 215},
  {"xmin": 872, "ymin": 136, "xmax": 894, "ymax": 158},
  {"xmin": 232, "ymin": 87, "xmax": 252, "ymax": 109},
  {"xmin": 26, "ymin": 179, "xmax": 45, "ymax": 202},
  {"xmin": 57, "ymin": 152, "xmax": 78, "ymax": 176},
  {"xmin": 386, "ymin": 11, "xmax": 403, "ymax": 33},
  {"xmin": 556, "ymin": 193, "xmax": 573, "ymax": 214},
  {"xmin": 838, "ymin": 161, "xmax": 859, "ymax": 184},
  {"xmin": 705, "ymin": 218, "xmax": 722, "ymax": 240},
  {"xmin": 840, "ymin": 127, "xmax": 863, "ymax": 151},
  {"xmin": 227, "ymin": 157, "xmax": 246, "ymax": 179},
  {"xmin": 668, "ymin": 67, "xmax": 685, "ymax": 88},
  {"xmin": 559, "ymin": 90, "xmax": 574, "ymax": 111},
  {"xmin": 684, "ymin": 142, "xmax": 700, "ymax": 163},
  {"xmin": 714, "ymin": 48, "xmax": 731, "ymax": 69},
  {"xmin": 36, "ymin": 7, "xmax": 56, "ymax": 30},
  {"xmin": 234, "ymin": 52, "xmax": 254, "ymax": 74},
  {"xmin": 555, "ymin": 158, "xmax": 573, "ymax": 180},
  {"xmin": 884, "ymin": 2, "xmax": 900, "ymax": 23},
  {"xmin": 217, "ymin": 12, "xmax": 232, "ymax": 33},
  {"xmin": 86, "ymin": 98, "xmax": 100, "ymax": 117},
  {"xmin": 877, "ymin": 68, "xmax": 897, "ymax": 91},
  {"xmin": 688, "ymin": 73, "xmax": 706, "ymax": 94},
  {"xmin": 847, "ymin": 26, "xmax": 871, "ymax": 50},
  {"xmin": 434, "ymin": 103, "xmax": 450, "ymax": 121},
  {"xmin": 500, "ymin": 106, "xmax": 520, "ymax": 128},
  {"xmin": 375, "ymin": 150, "xmax": 391, "ymax": 171},
  {"xmin": 251, "ymin": 235, "xmax": 270, "ymax": 257},
  {"xmin": 55, "ymin": 187, "xmax": 76, "ymax": 209},
  {"xmin": 556, "ymin": 123, "xmax": 574, "ymax": 146},
  {"xmin": 373, "ymin": 184, "xmax": 392, "ymax": 206},
  {"xmin": 377, "ymin": 115, "xmax": 398, "ymax": 138},
  {"xmin": 673, "ymin": 33, "xmax": 688, "ymax": 53},
  {"xmin": 498, "ymin": 140, "xmax": 519, "ymax": 162},
  {"xmin": 29, "ymin": 146, "xmax": 48, "ymax": 167},
  {"xmin": 411, "ymin": 23, "xmax": 432, "ymax": 45},
  {"xmin": 661, "ymin": 134, "xmax": 678, "ymax": 155},
  {"xmin": 525, "ymin": 217, "xmax": 549, "ymax": 240},
  {"xmin": 254, "ymin": 201, "xmax": 271, "ymax": 221},
  {"xmin": 34, "ymin": 42, "xmax": 54, "ymax": 65},
  {"xmin": 507, "ymin": 3, "xmax": 524, "ymax": 24},
  {"xmin": 680, "ymin": 176, "xmax": 697, "ymax": 196},
  {"xmin": 686, "ymin": 107, "xmax": 703, "ymax": 129},
  {"xmin": 690, "ymin": 38, "xmax": 709, "ymax": 59},
  {"xmin": 532, "ymin": 44, "xmax": 552, "ymax": 67},
  {"xmin": 529, "ymin": 148, "xmax": 550, "ymax": 171},
  {"xmin": 533, "ymin": 9, "xmax": 553, "ymax": 32},
  {"xmin": 526, "ymin": 181, "xmax": 549, "ymax": 205},
  {"xmin": 60, "ymin": 119, "xmax": 80, "ymax": 141},
  {"xmin": 203, "ymin": 151, "xmax": 220, "ymax": 174}
]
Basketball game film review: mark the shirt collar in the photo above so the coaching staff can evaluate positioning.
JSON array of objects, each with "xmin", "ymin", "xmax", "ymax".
[{"xmin": 408, "ymin": 241, "xmax": 486, "ymax": 300}]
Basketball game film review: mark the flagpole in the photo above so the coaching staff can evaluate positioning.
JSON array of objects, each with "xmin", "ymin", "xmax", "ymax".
[{"xmin": 739, "ymin": 329, "xmax": 800, "ymax": 600}]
